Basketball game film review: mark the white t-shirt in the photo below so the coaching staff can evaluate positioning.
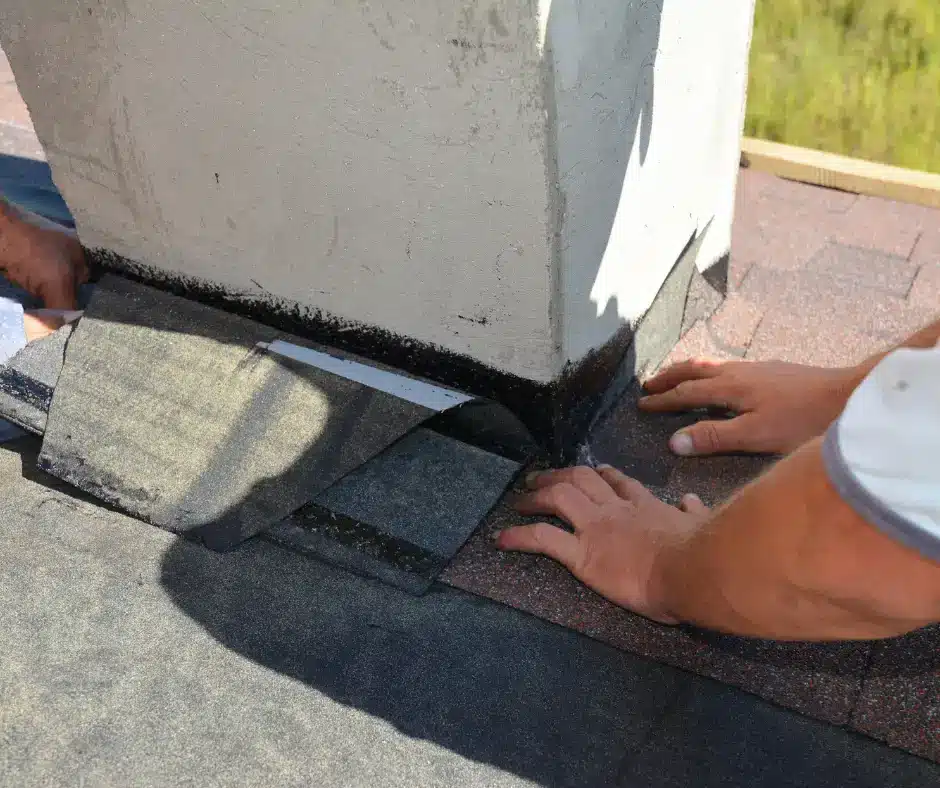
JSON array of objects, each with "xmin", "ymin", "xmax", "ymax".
[{"xmin": 823, "ymin": 344, "xmax": 940, "ymax": 562}]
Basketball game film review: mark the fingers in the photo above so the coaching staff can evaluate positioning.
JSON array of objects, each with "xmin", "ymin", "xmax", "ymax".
[
  {"xmin": 72, "ymin": 249, "xmax": 90, "ymax": 285},
  {"xmin": 668, "ymin": 413, "xmax": 762, "ymax": 457},
  {"xmin": 595, "ymin": 465, "xmax": 650, "ymax": 503},
  {"xmin": 524, "ymin": 466, "xmax": 652, "ymax": 511},
  {"xmin": 514, "ymin": 483, "xmax": 596, "ymax": 529},
  {"xmin": 23, "ymin": 309, "xmax": 83, "ymax": 342},
  {"xmin": 642, "ymin": 359, "xmax": 725, "ymax": 395},
  {"xmin": 29, "ymin": 308, "xmax": 83, "ymax": 323},
  {"xmin": 36, "ymin": 274, "xmax": 78, "ymax": 310},
  {"xmin": 495, "ymin": 523, "xmax": 582, "ymax": 568},
  {"xmin": 525, "ymin": 466, "xmax": 619, "ymax": 505},
  {"xmin": 679, "ymin": 493, "xmax": 709, "ymax": 516},
  {"xmin": 638, "ymin": 376, "xmax": 738, "ymax": 414},
  {"xmin": 22, "ymin": 313, "xmax": 57, "ymax": 343}
]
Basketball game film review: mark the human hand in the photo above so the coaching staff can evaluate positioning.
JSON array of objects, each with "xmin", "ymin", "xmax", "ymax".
[
  {"xmin": 639, "ymin": 359, "xmax": 861, "ymax": 456},
  {"xmin": 23, "ymin": 309, "xmax": 83, "ymax": 343},
  {"xmin": 495, "ymin": 466, "xmax": 709, "ymax": 624},
  {"xmin": 0, "ymin": 200, "xmax": 88, "ymax": 309},
  {"xmin": 4, "ymin": 229, "xmax": 88, "ymax": 309}
]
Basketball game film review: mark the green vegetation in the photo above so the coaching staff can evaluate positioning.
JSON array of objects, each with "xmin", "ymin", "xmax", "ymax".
[{"xmin": 745, "ymin": 0, "xmax": 940, "ymax": 172}]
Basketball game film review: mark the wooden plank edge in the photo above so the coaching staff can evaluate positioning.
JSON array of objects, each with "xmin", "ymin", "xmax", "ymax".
[{"xmin": 740, "ymin": 137, "xmax": 940, "ymax": 210}]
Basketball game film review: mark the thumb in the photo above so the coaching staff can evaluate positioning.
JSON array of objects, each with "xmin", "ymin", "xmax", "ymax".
[
  {"xmin": 679, "ymin": 493, "xmax": 709, "ymax": 516},
  {"xmin": 668, "ymin": 416, "xmax": 756, "ymax": 457}
]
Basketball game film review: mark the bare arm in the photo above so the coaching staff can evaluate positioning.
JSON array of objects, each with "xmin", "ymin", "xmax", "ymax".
[
  {"xmin": 859, "ymin": 317, "xmax": 940, "ymax": 368},
  {"xmin": 0, "ymin": 195, "xmax": 87, "ymax": 309},
  {"xmin": 654, "ymin": 437, "xmax": 940, "ymax": 640}
]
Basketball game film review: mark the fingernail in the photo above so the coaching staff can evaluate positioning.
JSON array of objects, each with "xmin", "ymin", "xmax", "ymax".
[
  {"xmin": 596, "ymin": 463, "xmax": 614, "ymax": 471},
  {"xmin": 670, "ymin": 431, "xmax": 695, "ymax": 456},
  {"xmin": 524, "ymin": 471, "xmax": 542, "ymax": 487}
]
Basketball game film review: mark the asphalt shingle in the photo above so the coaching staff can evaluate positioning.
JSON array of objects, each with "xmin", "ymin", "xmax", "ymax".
[
  {"xmin": 446, "ymin": 171, "xmax": 940, "ymax": 763},
  {"xmin": 37, "ymin": 276, "xmax": 436, "ymax": 551},
  {"xmin": 1, "ymin": 71, "xmax": 938, "ymax": 772}
]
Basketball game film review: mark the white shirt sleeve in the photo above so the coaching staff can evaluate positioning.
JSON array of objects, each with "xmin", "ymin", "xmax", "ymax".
[{"xmin": 822, "ymin": 343, "xmax": 940, "ymax": 562}]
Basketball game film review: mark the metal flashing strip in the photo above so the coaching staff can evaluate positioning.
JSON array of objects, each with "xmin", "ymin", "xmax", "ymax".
[{"xmin": 260, "ymin": 339, "xmax": 474, "ymax": 412}]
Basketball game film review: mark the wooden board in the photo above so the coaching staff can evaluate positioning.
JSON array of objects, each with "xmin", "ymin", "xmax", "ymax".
[{"xmin": 740, "ymin": 137, "xmax": 940, "ymax": 209}]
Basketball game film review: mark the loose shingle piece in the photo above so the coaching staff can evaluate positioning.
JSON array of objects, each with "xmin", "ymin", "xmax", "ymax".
[
  {"xmin": 269, "ymin": 428, "xmax": 521, "ymax": 594},
  {"xmin": 31, "ymin": 276, "xmax": 521, "ymax": 588},
  {"xmin": 0, "ymin": 321, "xmax": 73, "ymax": 435},
  {"xmin": 37, "ymin": 276, "xmax": 435, "ymax": 551}
]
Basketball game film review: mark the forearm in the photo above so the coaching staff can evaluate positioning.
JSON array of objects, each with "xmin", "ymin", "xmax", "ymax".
[
  {"xmin": 853, "ymin": 318, "xmax": 940, "ymax": 380},
  {"xmin": 655, "ymin": 437, "xmax": 940, "ymax": 640}
]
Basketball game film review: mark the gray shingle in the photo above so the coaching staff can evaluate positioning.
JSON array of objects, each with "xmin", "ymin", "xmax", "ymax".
[{"xmin": 37, "ymin": 276, "xmax": 433, "ymax": 550}]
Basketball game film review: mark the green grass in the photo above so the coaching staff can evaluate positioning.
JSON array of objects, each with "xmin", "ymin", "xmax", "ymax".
[{"xmin": 745, "ymin": 0, "xmax": 940, "ymax": 172}]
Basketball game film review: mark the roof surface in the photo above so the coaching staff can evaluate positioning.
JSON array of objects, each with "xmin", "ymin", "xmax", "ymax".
[
  {"xmin": 1, "ymin": 53, "xmax": 938, "ymax": 785},
  {"xmin": 443, "ymin": 166, "xmax": 940, "ymax": 763},
  {"xmin": 3, "ymin": 435, "xmax": 939, "ymax": 788}
]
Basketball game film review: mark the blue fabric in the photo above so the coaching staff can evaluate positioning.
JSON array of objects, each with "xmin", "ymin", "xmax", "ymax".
[{"xmin": 0, "ymin": 154, "xmax": 74, "ymax": 228}]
